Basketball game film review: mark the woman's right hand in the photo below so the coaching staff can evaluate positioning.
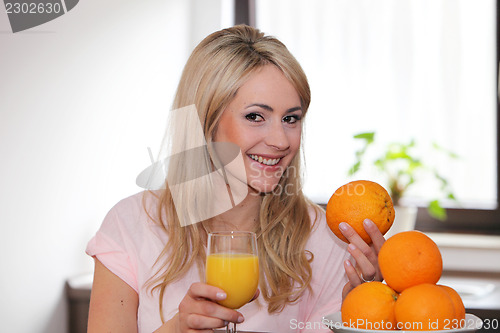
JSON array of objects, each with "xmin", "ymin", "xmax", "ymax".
[{"xmin": 158, "ymin": 282, "xmax": 245, "ymax": 332}]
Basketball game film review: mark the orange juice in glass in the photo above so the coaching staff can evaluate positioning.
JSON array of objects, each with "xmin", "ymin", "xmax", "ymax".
[
  {"xmin": 206, "ymin": 253, "xmax": 259, "ymax": 309},
  {"xmin": 206, "ymin": 231, "xmax": 259, "ymax": 332}
]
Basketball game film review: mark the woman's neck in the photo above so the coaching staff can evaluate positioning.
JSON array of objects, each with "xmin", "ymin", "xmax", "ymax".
[{"xmin": 207, "ymin": 192, "xmax": 262, "ymax": 232}]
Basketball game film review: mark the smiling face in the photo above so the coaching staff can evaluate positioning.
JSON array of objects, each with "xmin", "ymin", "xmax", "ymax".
[{"xmin": 214, "ymin": 65, "xmax": 303, "ymax": 194}]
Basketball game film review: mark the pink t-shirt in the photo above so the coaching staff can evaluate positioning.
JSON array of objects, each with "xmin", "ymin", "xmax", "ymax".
[{"xmin": 86, "ymin": 191, "xmax": 350, "ymax": 332}]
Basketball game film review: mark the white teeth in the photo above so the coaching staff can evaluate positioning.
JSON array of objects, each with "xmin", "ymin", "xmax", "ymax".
[{"xmin": 250, "ymin": 154, "xmax": 280, "ymax": 166}]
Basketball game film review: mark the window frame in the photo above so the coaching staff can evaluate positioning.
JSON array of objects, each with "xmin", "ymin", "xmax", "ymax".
[{"xmin": 234, "ymin": 0, "xmax": 255, "ymax": 26}]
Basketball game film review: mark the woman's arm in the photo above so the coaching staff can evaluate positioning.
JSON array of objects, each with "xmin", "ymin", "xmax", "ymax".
[{"xmin": 88, "ymin": 258, "xmax": 139, "ymax": 333}]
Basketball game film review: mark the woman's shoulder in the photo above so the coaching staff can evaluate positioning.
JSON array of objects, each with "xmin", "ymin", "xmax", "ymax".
[
  {"xmin": 100, "ymin": 190, "xmax": 164, "ymax": 234},
  {"xmin": 108, "ymin": 190, "xmax": 161, "ymax": 219},
  {"xmin": 86, "ymin": 191, "xmax": 167, "ymax": 293},
  {"xmin": 111, "ymin": 190, "xmax": 157, "ymax": 210}
]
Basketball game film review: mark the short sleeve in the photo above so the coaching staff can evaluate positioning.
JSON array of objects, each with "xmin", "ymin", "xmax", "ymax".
[{"xmin": 86, "ymin": 205, "xmax": 139, "ymax": 293}]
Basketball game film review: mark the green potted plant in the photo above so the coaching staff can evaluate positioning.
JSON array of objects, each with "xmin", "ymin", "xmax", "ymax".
[{"xmin": 348, "ymin": 132, "xmax": 458, "ymax": 233}]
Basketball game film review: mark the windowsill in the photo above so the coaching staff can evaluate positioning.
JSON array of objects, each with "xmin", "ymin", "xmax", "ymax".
[
  {"xmin": 426, "ymin": 232, "xmax": 500, "ymax": 249},
  {"xmin": 426, "ymin": 232, "xmax": 500, "ymax": 273}
]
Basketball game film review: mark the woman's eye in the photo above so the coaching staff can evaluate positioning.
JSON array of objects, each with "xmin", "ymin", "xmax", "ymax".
[
  {"xmin": 283, "ymin": 115, "xmax": 301, "ymax": 124},
  {"xmin": 245, "ymin": 113, "xmax": 264, "ymax": 122}
]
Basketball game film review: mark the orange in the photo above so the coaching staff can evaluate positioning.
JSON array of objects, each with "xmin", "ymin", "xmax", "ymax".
[
  {"xmin": 326, "ymin": 180, "xmax": 395, "ymax": 244},
  {"xmin": 378, "ymin": 230, "xmax": 443, "ymax": 292},
  {"xmin": 395, "ymin": 283, "xmax": 456, "ymax": 331},
  {"xmin": 341, "ymin": 281, "xmax": 398, "ymax": 330},
  {"xmin": 439, "ymin": 284, "xmax": 466, "ymax": 327}
]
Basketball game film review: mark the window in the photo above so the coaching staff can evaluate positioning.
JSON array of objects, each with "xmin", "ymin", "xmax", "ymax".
[{"xmin": 249, "ymin": 0, "xmax": 500, "ymax": 234}]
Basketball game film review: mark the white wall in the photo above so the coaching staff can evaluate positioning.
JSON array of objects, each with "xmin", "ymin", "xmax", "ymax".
[{"xmin": 0, "ymin": 1, "xmax": 226, "ymax": 332}]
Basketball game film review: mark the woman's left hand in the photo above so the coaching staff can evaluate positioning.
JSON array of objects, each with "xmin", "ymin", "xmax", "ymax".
[{"xmin": 340, "ymin": 219, "xmax": 386, "ymax": 299}]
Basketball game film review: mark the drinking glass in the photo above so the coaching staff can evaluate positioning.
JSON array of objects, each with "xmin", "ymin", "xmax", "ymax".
[{"xmin": 206, "ymin": 231, "xmax": 259, "ymax": 333}]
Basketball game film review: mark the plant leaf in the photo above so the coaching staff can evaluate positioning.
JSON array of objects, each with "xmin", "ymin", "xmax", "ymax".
[
  {"xmin": 428, "ymin": 200, "xmax": 447, "ymax": 220},
  {"xmin": 432, "ymin": 142, "xmax": 460, "ymax": 159},
  {"xmin": 348, "ymin": 161, "xmax": 361, "ymax": 176},
  {"xmin": 374, "ymin": 159, "xmax": 385, "ymax": 170},
  {"xmin": 353, "ymin": 132, "xmax": 375, "ymax": 143}
]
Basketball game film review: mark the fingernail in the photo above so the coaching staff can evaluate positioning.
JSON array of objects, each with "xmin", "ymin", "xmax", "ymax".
[
  {"xmin": 363, "ymin": 219, "xmax": 373, "ymax": 228},
  {"xmin": 238, "ymin": 315, "xmax": 244, "ymax": 323},
  {"xmin": 345, "ymin": 259, "xmax": 352, "ymax": 267},
  {"xmin": 348, "ymin": 243, "xmax": 356, "ymax": 251},
  {"xmin": 216, "ymin": 292, "xmax": 226, "ymax": 300},
  {"xmin": 339, "ymin": 222, "xmax": 348, "ymax": 231}
]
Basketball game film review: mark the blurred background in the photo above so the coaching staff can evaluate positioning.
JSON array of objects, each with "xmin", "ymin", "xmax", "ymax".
[{"xmin": 1, "ymin": 0, "xmax": 499, "ymax": 332}]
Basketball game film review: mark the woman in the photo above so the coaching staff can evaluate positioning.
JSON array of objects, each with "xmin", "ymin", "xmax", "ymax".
[{"xmin": 86, "ymin": 25, "xmax": 385, "ymax": 333}]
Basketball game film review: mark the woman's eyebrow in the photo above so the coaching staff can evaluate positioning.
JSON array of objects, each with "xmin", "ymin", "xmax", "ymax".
[
  {"xmin": 286, "ymin": 106, "xmax": 303, "ymax": 113},
  {"xmin": 246, "ymin": 103, "xmax": 302, "ymax": 113}
]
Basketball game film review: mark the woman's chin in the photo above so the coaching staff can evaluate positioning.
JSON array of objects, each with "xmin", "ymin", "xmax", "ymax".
[{"xmin": 247, "ymin": 181, "xmax": 281, "ymax": 195}]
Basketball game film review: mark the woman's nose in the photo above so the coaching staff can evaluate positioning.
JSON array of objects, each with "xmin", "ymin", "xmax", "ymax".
[{"xmin": 265, "ymin": 122, "xmax": 290, "ymax": 150}]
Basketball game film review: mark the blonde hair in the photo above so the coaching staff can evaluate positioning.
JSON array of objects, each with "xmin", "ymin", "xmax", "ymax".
[{"xmin": 147, "ymin": 25, "xmax": 320, "ymax": 320}]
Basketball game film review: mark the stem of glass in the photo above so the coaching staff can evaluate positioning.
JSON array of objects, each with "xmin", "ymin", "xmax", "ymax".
[{"xmin": 226, "ymin": 322, "xmax": 236, "ymax": 333}]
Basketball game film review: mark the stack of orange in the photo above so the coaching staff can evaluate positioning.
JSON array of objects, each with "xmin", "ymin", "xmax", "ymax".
[
  {"xmin": 327, "ymin": 181, "xmax": 466, "ymax": 331},
  {"xmin": 379, "ymin": 231, "xmax": 465, "ymax": 331},
  {"xmin": 340, "ymin": 230, "xmax": 465, "ymax": 331}
]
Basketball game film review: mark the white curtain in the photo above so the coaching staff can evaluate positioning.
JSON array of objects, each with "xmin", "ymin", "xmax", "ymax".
[{"xmin": 256, "ymin": 0, "xmax": 496, "ymax": 208}]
